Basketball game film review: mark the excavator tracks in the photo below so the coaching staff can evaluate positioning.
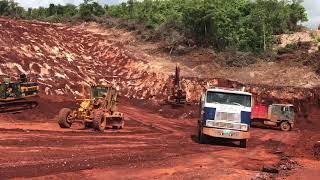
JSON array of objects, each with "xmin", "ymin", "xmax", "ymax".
[{"xmin": 0, "ymin": 101, "xmax": 38, "ymax": 113}]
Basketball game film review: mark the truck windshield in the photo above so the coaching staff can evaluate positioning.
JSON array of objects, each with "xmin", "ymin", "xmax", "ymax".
[
  {"xmin": 207, "ymin": 91, "xmax": 251, "ymax": 107},
  {"xmin": 283, "ymin": 106, "xmax": 294, "ymax": 112}
]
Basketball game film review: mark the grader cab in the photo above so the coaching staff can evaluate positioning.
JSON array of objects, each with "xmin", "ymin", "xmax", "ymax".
[{"xmin": 58, "ymin": 84, "xmax": 124, "ymax": 131}]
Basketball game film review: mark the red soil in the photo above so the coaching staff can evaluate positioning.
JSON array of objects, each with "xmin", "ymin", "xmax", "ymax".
[{"xmin": 0, "ymin": 17, "xmax": 319, "ymax": 179}]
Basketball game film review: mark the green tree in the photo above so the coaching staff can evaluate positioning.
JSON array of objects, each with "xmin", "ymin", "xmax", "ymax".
[
  {"xmin": 288, "ymin": 0, "xmax": 308, "ymax": 31},
  {"xmin": 79, "ymin": 0, "xmax": 105, "ymax": 19},
  {"xmin": 27, "ymin": 7, "xmax": 32, "ymax": 17},
  {"xmin": 91, "ymin": 2, "xmax": 105, "ymax": 16},
  {"xmin": 63, "ymin": 4, "xmax": 78, "ymax": 17},
  {"xmin": 47, "ymin": 3, "xmax": 56, "ymax": 16},
  {"xmin": 0, "ymin": 0, "xmax": 25, "ymax": 17},
  {"xmin": 0, "ymin": 0, "xmax": 10, "ymax": 16},
  {"xmin": 0, "ymin": 0, "xmax": 309, "ymax": 53},
  {"xmin": 56, "ymin": 4, "xmax": 64, "ymax": 16}
]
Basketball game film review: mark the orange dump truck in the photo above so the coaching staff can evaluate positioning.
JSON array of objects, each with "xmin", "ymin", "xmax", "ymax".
[{"xmin": 251, "ymin": 104, "xmax": 295, "ymax": 131}]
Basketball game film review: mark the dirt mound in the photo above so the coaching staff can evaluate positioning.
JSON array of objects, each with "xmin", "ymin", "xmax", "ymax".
[{"xmin": 277, "ymin": 31, "xmax": 315, "ymax": 48}]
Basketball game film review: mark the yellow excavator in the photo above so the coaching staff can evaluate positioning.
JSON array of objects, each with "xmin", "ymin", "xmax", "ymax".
[{"xmin": 0, "ymin": 74, "xmax": 39, "ymax": 113}]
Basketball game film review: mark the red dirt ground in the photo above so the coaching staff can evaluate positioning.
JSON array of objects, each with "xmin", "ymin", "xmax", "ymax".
[
  {"xmin": 0, "ymin": 17, "xmax": 320, "ymax": 179},
  {"xmin": 0, "ymin": 95, "xmax": 319, "ymax": 179}
]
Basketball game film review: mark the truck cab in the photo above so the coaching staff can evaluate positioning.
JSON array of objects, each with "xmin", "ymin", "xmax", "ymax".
[{"xmin": 198, "ymin": 87, "xmax": 252, "ymax": 148}]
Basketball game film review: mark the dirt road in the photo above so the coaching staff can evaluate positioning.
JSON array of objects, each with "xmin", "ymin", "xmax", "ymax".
[{"xmin": 0, "ymin": 98, "xmax": 319, "ymax": 179}]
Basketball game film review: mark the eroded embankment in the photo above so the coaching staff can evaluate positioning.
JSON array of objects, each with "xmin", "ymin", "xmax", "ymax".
[{"xmin": 1, "ymin": 17, "xmax": 320, "ymax": 124}]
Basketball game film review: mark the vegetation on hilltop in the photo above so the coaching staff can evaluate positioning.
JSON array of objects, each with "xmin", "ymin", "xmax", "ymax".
[{"xmin": 0, "ymin": 0, "xmax": 308, "ymax": 53}]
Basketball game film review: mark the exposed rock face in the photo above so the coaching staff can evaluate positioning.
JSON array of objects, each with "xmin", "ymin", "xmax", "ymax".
[
  {"xmin": 277, "ymin": 30, "xmax": 320, "ymax": 53},
  {"xmin": 0, "ymin": 18, "xmax": 170, "ymax": 100},
  {"xmin": 0, "ymin": 18, "xmax": 319, "ymax": 113}
]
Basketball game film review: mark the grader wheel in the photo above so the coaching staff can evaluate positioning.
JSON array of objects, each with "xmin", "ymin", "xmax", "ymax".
[
  {"xmin": 93, "ymin": 111, "xmax": 106, "ymax": 132},
  {"xmin": 58, "ymin": 108, "xmax": 72, "ymax": 128}
]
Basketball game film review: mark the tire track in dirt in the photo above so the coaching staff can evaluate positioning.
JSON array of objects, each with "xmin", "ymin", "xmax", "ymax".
[{"xmin": 0, "ymin": 100, "xmax": 311, "ymax": 179}]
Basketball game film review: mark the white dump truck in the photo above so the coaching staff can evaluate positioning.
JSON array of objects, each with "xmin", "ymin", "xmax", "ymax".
[{"xmin": 198, "ymin": 87, "xmax": 253, "ymax": 148}]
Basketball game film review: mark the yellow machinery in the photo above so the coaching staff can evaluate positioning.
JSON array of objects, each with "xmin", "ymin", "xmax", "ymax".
[
  {"xmin": 0, "ymin": 74, "xmax": 39, "ymax": 113},
  {"xmin": 57, "ymin": 84, "xmax": 124, "ymax": 131}
]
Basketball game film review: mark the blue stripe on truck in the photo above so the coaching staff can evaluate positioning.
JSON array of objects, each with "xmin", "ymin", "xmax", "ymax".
[
  {"xmin": 241, "ymin": 111, "xmax": 251, "ymax": 125},
  {"xmin": 203, "ymin": 107, "xmax": 216, "ymax": 122}
]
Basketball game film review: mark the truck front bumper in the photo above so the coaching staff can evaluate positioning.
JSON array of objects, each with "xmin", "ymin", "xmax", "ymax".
[{"xmin": 203, "ymin": 127, "xmax": 250, "ymax": 140}]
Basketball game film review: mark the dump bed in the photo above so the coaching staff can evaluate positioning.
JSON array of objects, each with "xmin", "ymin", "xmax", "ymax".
[{"xmin": 251, "ymin": 104, "xmax": 268, "ymax": 120}]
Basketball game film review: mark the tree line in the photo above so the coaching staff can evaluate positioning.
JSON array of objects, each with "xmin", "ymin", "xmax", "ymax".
[
  {"xmin": 0, "ymin": 0, "xmax": 106, "ymax": 20},
  {"xmin": 0, "ymin": 0, "xmax": 308, "ymax": 52}
]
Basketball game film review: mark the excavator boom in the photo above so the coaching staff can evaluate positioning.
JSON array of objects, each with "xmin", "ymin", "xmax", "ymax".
[{"xmin": 167, "ymin": 65, "xmax": 187, "ymax": 105}]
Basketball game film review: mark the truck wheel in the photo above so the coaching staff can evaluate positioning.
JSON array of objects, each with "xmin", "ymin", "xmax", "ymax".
[
  {"xmin": 120, "ymin": 122, "xmax": 124, "ymax": 129},
  {"xmin": 280, "ymin": 121, "xmax": 291, "ymax": 131},
  {"xmin": 198, "ymin": 128, "xmax": 206, "ymax": 144},
  {"xmin": 58, "ymin": 108, "xmax": 72, "ymax": 128},
  {"xmin": 93, "ymin": 111, "xmax": 106, "ymax": 132},
  {"xmin": 120, "ymin": 116, "xmax": 124, "ymax": 129},
  {"xmin": 85, "ymin": 123, "xmax": 92, "ymax": 129},
  {"xmin": 240, "ymin": 139, "xmax": 247, "ymax": 148}
]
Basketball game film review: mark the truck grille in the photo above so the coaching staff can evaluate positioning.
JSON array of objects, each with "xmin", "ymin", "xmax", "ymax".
[
  {"xmin": 206, "ymin": 120, "xmax": 247, "ymax": 131},
  {"xmin": 211, "ymin": 121, "xmax": 240, "ymax": 129},
  {"xmin": 215, "ymin": 112, "xmax": 240, "ymax": 122}
]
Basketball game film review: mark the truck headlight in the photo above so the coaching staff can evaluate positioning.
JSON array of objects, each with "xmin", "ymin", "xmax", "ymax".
[{"xmin": 240, "ymin": 124, "xmax": 248, "ymax": 131}]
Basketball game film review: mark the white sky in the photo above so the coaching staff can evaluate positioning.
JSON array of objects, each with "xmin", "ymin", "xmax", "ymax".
[
  {"xmin": 301, "ymin": 0, "xmax": 320, "ymax": 29},
  {"xmin": 14, "ymin": 0, "xmax": 126, "ymax": 8},
  {"xmin": 15, "ymin": 0, "xmax": 319, "ymax": 29}
]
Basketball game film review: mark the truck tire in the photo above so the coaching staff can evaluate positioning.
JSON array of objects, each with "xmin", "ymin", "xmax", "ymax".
[
  {"xmin": 85, "ymin": 123, "xmax": 92, "ymax": 129},
  {"xmin": 198, "ymin": 127, "xmax": 207, "ymax": 144},
  {"xmin": 120, "ymin": 116, "xmax": 125, "ymax": 129},
  {"xmin": 240, "ymin": 139, "xmax": 247, "ymax": 148},
  {"xmin": 280, "ymin": 121, "xmax": 291, "ymax": 131},
  {"xmin": 58, "ymin": 108, "xmax": 72, "ymax": 128},
  {"xmin": 93, "ymin": 111, "xmax": 106, "ymax": 132}
]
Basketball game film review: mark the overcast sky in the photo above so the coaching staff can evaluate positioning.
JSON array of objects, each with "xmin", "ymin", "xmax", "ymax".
[
  {"xmin": 14, "ymin": 0, "xmax": 126, "ymax": 8},
  {"xmin": 15, "ymin": 0, "xmax": 319, "ymax": 29}
]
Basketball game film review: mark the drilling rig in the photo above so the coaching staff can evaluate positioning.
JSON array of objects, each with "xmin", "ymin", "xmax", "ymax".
[{"xmin": 167, "ymin": 65, "xmax": 187, "ymax": 105}]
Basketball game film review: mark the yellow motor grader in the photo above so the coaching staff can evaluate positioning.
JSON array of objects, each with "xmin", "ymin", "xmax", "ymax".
[{"xmin": 57, "ymin": 84, "xmax": 124, "ymax": 131}]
